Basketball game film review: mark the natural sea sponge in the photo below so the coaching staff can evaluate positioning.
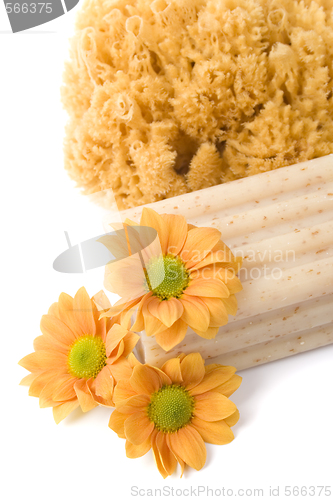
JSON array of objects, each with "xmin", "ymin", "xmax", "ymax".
[{"xmin": 62, "ymin": 0, "xmax": 333, "ymax": 208}]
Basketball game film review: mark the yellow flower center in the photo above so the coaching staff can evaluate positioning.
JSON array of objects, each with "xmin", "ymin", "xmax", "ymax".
[
  {"xmin": 145, "ymin": 255, "xmax": 190, "ymax": 300},
  {"xmin": 147, "ymin": 384, "xmax": 194, "ymax": 433},
  {"xmin": 67, "ymin": 335, "xmax": 107, "ymax": 379}
]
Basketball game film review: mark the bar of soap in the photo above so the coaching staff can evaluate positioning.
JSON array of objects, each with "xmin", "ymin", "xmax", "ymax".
[{"xmin": 121, "ymin": 156, "xmax": 333, "ymax": 370}]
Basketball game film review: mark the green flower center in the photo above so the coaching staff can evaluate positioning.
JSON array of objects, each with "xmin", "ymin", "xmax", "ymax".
[
  {"xmin": 68, "ymin": 335, "xmax": 107, "ymax": 379},
  {"xmin": 147, "ymin": 384, "xmax": 194, "ymax": 433},
  {"xmin": 145, "ymin": 254, "xmax": 190, "ymax": 300}
]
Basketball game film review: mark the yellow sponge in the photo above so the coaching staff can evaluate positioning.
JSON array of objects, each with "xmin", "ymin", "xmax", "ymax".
[{"xmin": 62, "ymin": 0, "xmax": 333, "ymax": 208}]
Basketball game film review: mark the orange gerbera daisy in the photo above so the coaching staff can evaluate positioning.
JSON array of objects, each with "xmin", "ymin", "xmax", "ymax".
[
  {"xmin": 103, "ymin": 208, "xmax": 242, "ymax": 351},
  {"xmin": 19, "ymin": 287, "xmax": 139, "ymax": 423},
  {"xmin": 109, "ymin": 353, "xmax": 241, "ymax": 478}
]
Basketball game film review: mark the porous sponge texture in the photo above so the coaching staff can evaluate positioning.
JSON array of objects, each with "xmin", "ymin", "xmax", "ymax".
[{"xmin": 62, "ymin": 0, "xmax": 333, "ymax": 208}]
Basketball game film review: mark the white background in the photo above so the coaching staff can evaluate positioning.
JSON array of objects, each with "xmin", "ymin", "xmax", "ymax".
[{"xmin": 1, "ymin": 4, "xmax": 333, "ymax": 500}]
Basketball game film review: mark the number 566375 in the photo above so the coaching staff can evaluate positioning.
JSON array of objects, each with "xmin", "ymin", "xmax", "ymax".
[{"xmin": 5, "ymin": 3, "xmax": 53, "ymax": 14}]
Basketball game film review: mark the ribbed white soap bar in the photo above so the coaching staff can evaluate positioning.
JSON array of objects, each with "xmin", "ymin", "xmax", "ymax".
[{"xmin": 121, "ymin": 156, "xmax": 333, "ymax": 370}]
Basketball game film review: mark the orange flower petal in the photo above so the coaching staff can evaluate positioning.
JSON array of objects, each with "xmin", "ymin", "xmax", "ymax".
[
  {"xmin": 108, "ymin": 357, "xmax": 133, "ymax": 383},
  {"xmin": 193, "ymin": 262, "xmax": 240, "ymax": 279},
  {"xmin": 189, "ymin": 252, "xmax": 225, "ymax": 271},
  {"xmin": 166, "ymin": 434, "xmax": 185, "ymax": 477},
  {"xmin": 28, "ymin": 370, "xmax": 57, "ymax": 398},
  {"xmin": 101, "ymin": 296, "xmax": 142, "ymax": 320},
  {"xmin": 224, "ymin": 409, "xmax": 240, "ymax": 427},
  {"xmin": 74, "ymin": 379, "xmax": 98, "ymax": 412},
  {"xmin": 93, "ymin": 314, "xmax": 109, "ymax": 343},
  {"xmin": 40, "ymin": 315, "xmax": 76, "ymax": 347},
  {"xmin": 126, "ymin": 436, "xmax": 152, "ymax": 458},
  {"xmin": 205, "ymin": 363, "xmax": 221, "ymax": 373},
  {"xmin": 93, "ymin": 365, "xmax": 114, "ymax": 405},
  {"xmin": 154, "ymin": 319, "xmax": 187, "ymax": 351},
  {"xmin": 33, "ymin": 335, "xmax": 67, "ymax": 355},
  {"xmin": 19, "ymin": 372, "xmax": 39, "ymax": 387},
  {"xmin": 222, "ymin": 295, "xmax": 238, "ymax": 315},
  {"xmin": 109, "ymin": 409, "xmax": 127, "ymax": 438},
  {"xmin": 191, "ymin": 266, "xmax": 220, "ymax": 281},
  {"xmin": 39, "ymin": 378, "xmax": 67, "ymax": 407},
  {"xmin": 73, "ymin": 287, "xmax": 96, "ymax": 337},
  {"xmin": 128, "ymin": 352, "xmax": 142, "ymax": 368},
  {"xmin": 180, "ymin": 295, "xmax": 210, "ymax": 332},
  {"xmin": 124, "ymin": 411, "xmax": 154, "ymax": 445},
  {"xmin": 53, "ymin": 399, "xmax": 80, "ymax": 424},
  {"xmin": 104, "ymin": 259, "xmax": 146, "ymax": 303},
  {"xmin": 191, "ymin": 416, "xmax": 234, "ymax": 445},
  {"xmin": 57, "ymin": 292, "xmax": 82, "ymax": 338},
  {"xmin": 119, "ymin": 306, "xmax": 136, "ymax": 331},
  {"xmin": 162, "ymin": 214, "xmax": 188, "ymax": 255},
  {"xmin": 169, "ymin": 425, "xmax": 206, "ymax": 471},
  {"xmin": 39, "ymin": 397, "xmax": 62, "ymax": 409},
  {"xmin": 99, "ymin": 227, "xmax": 133, "ymax": 262},
  {"xmin": 194, "ymin": 392, "xmax": 237, "ymax": 421},
  {"xmin": 181, "ymin": 228, "xmax": 221, "ymax": 269},
  {"xmin": 150, "ymin": 367, "xmax": 172, "ymax": 386},
  {"xmin": 116, "ymin": 394, "xmax": 151, "ymax": 414},
  {"xmin": 107, "ymin": 339, "xmax": 125, "ymax": 364},
  {"xmin": 194, "ymin": 265, "xmax": 242, "ymax": 292},
  {"xmin": 130, "ymin": 365, "xmax": 162, "ymax": 396},
  {"xmin": 141, "ymin": 308, "xmax": 162, "ymax": 337},
  {"xmin": 161, "ymin": 358, "xmax": 183, "ymax": 384},
  {"xmin": 151, "ymin": 429, "xmax": 168, "ymax": 479},
  {"xmin": 93, "ymin": 290, "xmax": 112, "ymax": 313},
  {"xmin": 180, "ymin": 353, "xmax": 205, "ymax": 389},
  {"xmin": 122, "ymin": 331, "xmax": 140, "ymax": 357},
  {"xmin": 131, "ymin": 295, "xmax": 149, "ymax": 332},
  {"xmin": 143, "ymin": 298, "xmax": 168, "ymax": 337},
  {"xmin": 216, "ymin": 268, "xmax": 243, "ymax": 294},
  {"xmin": 113, "ymin": 379, "xmax": 137, "ymax": 405},
  {"xmin": 148, "ymin": 298, "xmax": 184, "ymax": 328},
  {"xmin": 156, "ymin": 431, "xmax": 178, "ymax": 476},
  {"xmin": 52, "ymin": 376, "xmax": 77, "ymax": 402},
  {"xmin": 140, "ymin": 208, "xmax": 168, "ymax": 254},
  {"xmin": 190, "ymin": 366, "xmax": 237, "ymax": 396},
  {"xmin": 123, "ymin": 217, "xmax": 138, "ymax": 226},
  {"xmin": 19, "ymin": 350, "xmax": 67, "ymax": 373},
  {"xmin": 214, "ymin": 374, "xmax": 242, "ymax": 398},
  {"xmin": 184, "ymin": 278, "xmax": 230, "ymax": 298},
  {"xmin": 192, "ymin": 326, "xmax": 219, "ymax": 339},
  {"xmin": 212, "ymin": 240, "xmax": 234, "ymax": 255},
  {"xmin": 223, "ymin": 256, "xmax": 243, "ymax": 273},
  {"xmin": 48, "ymin": 302, "xmax": 60, "ymax": 318},
  {"xmin": 190, "ymin": 240, "xmax": 235, "ymax": 270},
  {"xmin": 95, "ymin": 315, "xmax": 107, "ymax": 343},
  {"xmin": 105, "ymin": 324, "xmax": 129, "ymax": 357},
  {"xmin": 201, "ymin": 297, "xmax": 229, "ymax": 327}
]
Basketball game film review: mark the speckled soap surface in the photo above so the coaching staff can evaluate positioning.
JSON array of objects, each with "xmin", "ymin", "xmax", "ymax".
[{"xmin": 121, "ymin": 156, "xmax": 333, "ymax": 370}]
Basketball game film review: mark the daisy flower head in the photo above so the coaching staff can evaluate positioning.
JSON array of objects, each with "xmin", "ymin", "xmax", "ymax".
[
  {"xmin": 109, "ymin": 353, "xmax": 241, "ymax": 478},
  {"xmin": 19, "ymin": 287, "xmax": 139, "ymax": 423},
  {"xmin": 103, "ymin": 208, "xmax": 243, "ymax": 351}
]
